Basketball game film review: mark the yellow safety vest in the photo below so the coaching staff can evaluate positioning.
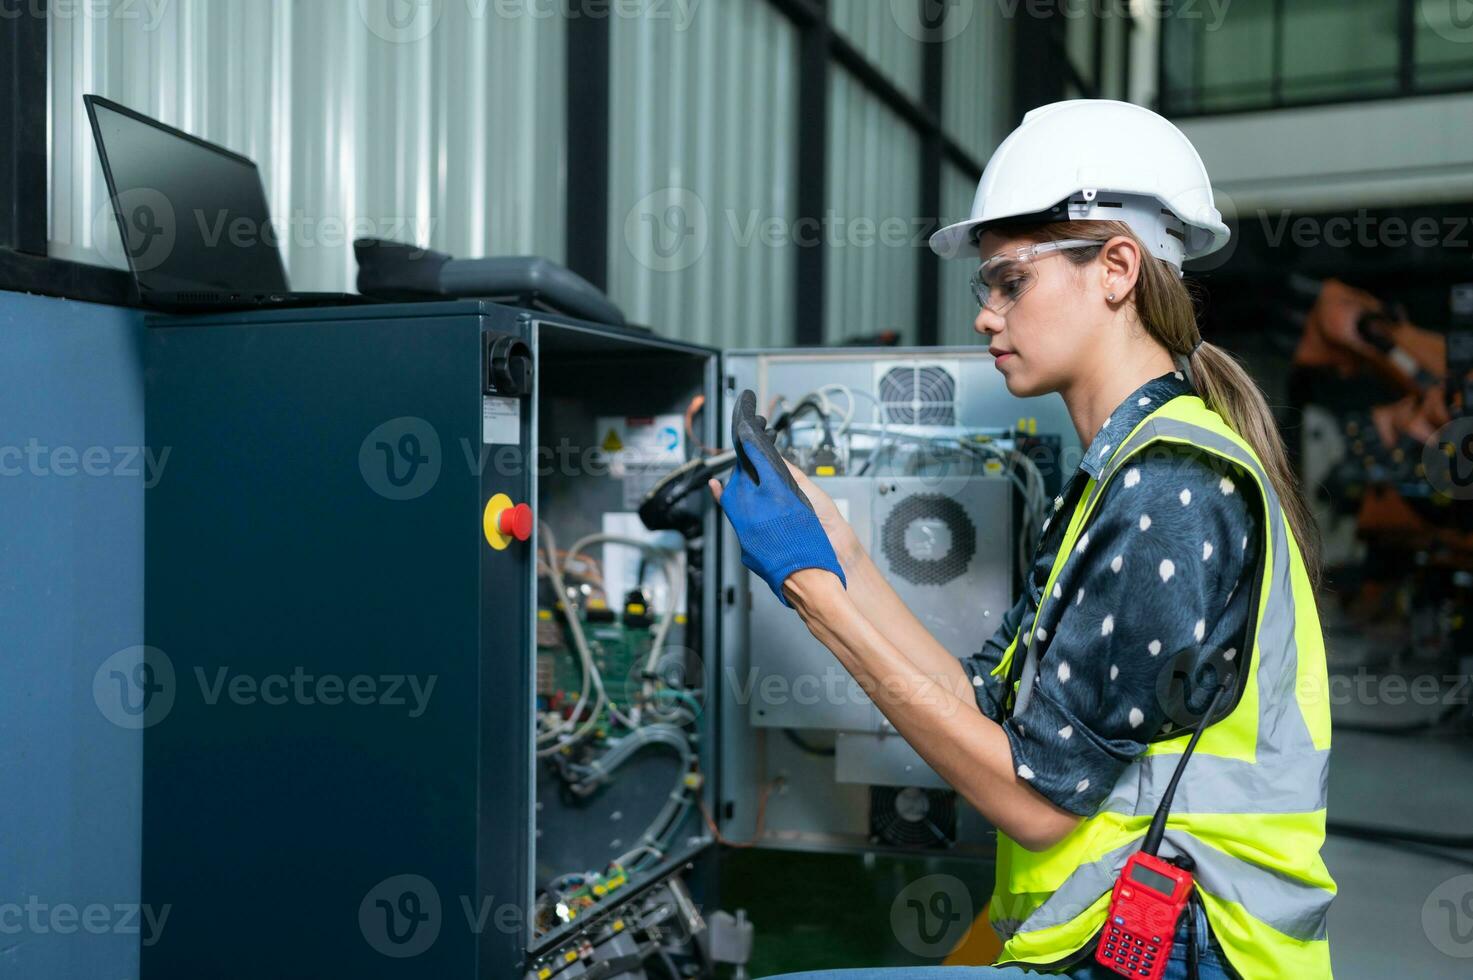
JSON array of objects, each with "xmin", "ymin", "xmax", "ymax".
[{"xmin": 989, "ymin": 394, "xmax": 1336, "ymax": 978}]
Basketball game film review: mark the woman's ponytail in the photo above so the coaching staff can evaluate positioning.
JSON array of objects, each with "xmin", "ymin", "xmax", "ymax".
[{"xmin": 1188, "ymin": 340, "xmax": 1322, "ymax": 588}]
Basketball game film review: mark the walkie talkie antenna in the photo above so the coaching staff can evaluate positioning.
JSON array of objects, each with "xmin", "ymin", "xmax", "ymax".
[{"xmin": 1141, "ymin": 682, "xmax": 1229, "ymax": 857}]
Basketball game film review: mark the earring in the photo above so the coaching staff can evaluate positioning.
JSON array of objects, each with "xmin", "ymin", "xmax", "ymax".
[{"xmin": 1107, "ymin": 292, "xmax": 1116, "ymax": 301}]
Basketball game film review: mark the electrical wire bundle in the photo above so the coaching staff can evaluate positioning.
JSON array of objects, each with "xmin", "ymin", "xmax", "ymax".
[
  {"xmin": 536, "ymin": 522, "xmax": 707, "ymax": 910},
  {"xmin": 535, "ymin": 523, "xmax": 692, "ymax": 755},
  {"xmin": 774, "ymin": 384, "xmax": 1051, "ymax": 580},
  {"xmin": 959, "ymin": 434, "xmax": 1050, "ymax": 579}
]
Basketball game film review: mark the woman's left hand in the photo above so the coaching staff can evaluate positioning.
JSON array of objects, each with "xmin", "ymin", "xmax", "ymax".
[{"xmin": 708, "ymin": 391, "xmax": 847, "ymax": 607}]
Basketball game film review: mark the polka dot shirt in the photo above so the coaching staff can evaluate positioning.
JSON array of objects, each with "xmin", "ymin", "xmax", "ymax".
[{"xmin": 962, "ymin": 370, "xmax": 1264, "ymax": 816}]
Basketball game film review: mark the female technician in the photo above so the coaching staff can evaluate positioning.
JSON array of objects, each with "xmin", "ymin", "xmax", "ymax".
[{"xmin": 712, "ymin": 101, "xmax": 1335, "ymax": 980}]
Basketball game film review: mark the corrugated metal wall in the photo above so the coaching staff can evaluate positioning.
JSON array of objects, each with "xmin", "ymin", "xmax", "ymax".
[
  {"xmin": 824, "ymin": 67, "xmax": 923, "ymax": 345},
  {"xmin": 943, "ymin": 0, "xmax": 1012, "ymax": 163},
  {"xmin": 48, "ymin": 0, "xmax": 565, "ymax": 291},
  {"xmin": 47, "ymin": 0, "xmax": 1009, "ymax": 348},
  {"xmin": 830, "ymin": 0, "xmax": 924, "ymax": 101},
  {"xmin": 939, "ymin": 162, "xmax": 982, "ymax": 347},
  {"xmin": 935, "ymin": 3, "xmax": 1010, "ymax": 347},
  {"xmin": 606, "ymin": 0, "xmax": 799, "ymax": 348}
]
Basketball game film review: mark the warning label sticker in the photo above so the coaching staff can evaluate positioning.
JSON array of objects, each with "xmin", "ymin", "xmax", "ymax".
[{"xmin": 595, "ymin": 415, "xmax": 685, "ymax": 475}]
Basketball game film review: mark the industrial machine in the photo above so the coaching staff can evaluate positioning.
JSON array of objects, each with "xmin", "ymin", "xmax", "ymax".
[
  {"xmin": 140, "ymin": 300, "xmax": 1076, "ymax": 978},
  {"xmin": 1285, "ymin": 278, "xmax": 1473, "ymax": 732}
]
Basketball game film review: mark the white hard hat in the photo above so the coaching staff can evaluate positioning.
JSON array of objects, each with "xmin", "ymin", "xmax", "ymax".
[{"xmin": 930, "ymin": 99, "xmax": 1230, "ymax": 272}]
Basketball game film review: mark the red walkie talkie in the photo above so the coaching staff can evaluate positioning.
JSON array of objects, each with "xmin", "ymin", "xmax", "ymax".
[
  {"xmin": 1095, "ymin": 683, "xmax": 1228, "ymax": 980},
  {"xmin": 1097, "ymin": 851, "xmax": 1194, "ymax": 978}
]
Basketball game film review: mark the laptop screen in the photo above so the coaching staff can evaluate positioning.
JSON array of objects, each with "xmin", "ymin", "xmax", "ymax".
[{"xmin": 87, "ymin": 97, "xmax": 290, "ymax": 295}]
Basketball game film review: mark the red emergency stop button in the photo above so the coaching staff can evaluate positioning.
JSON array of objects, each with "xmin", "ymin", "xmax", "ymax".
[
  {"xmin": 498, "ymin": 502, "xmax": 533, "ymax": 541},
  {"xmin": 483, "ymin": 494, "xmax": 532, "ymax": 551}
]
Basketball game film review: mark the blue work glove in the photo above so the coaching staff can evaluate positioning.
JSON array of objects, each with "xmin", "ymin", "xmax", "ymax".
[{"xmin": 718, "ymin": 390, "xmax": 846, "ymax": 607}]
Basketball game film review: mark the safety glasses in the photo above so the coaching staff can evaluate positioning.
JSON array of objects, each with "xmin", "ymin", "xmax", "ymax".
[{"xmin": 969, "ymin": 238, "xmax": 1104, "ymax": 314}]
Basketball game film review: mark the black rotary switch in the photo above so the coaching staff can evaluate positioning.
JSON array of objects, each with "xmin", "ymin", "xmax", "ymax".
[{"xmin": 485, "ymin": 332, "xmax": 533, "ymax": 396}]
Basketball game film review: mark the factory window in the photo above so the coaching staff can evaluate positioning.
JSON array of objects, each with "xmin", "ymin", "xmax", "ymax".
[{"xmin": 1160, "ymin": 0, "xmax": 1473, "ymax": 116}]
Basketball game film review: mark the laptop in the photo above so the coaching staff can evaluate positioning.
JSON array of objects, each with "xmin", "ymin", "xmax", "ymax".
[{"xmin": 84, "ymin": 94, "xmax": 372, "ymax": 313}]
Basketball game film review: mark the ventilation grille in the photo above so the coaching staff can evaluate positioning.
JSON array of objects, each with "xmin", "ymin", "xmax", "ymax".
[
  {"xmin": 877, "ymin": 364, "xmax": 957, "ymax": 426},
  {"xmin": 869, "ymin": 786, "xmax": 956, "ymax": 849},
  {"xmin": 880, "ymin": 493, "xmax": 977, "ymax": 587}
]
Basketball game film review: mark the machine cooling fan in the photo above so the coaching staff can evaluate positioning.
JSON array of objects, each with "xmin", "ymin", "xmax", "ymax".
[
  {"xmin": 880, "ymin": 492, "xmax": 978, "ymax": 587},
  {"xmin": 877, "ymin": 363, "xmax": 957, "ymax": 425},
  {"xmin": 869, "ymin": 786, "xmax": 957, "ymax": 849}
]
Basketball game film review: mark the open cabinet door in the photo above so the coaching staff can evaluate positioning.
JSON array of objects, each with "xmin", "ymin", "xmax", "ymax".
[
  {"xmin": 715, "ymin": 348, "xmax": 1080, "ymax": 858},
  {"xmin": 526, "ymin": 318, "xmax": 725, "ymax": 977}
]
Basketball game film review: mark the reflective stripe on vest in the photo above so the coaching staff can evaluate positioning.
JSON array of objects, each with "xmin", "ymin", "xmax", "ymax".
[
  {"xmin": 991, "ymin": 396, "xmax": 1335, "ymax": 974},
  {"xmin": 999, "ymin": 833, "xmax": 1332, "ymax": 944}
]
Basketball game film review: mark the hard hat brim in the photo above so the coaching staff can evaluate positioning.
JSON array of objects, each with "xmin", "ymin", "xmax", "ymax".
[
  {"xmin": 930, "ymin": 212, "xmax": 1232, "ymax": 264},
  {"xmin": 929, "ymin": 218, "xmax": 985, "ymax": 260}
]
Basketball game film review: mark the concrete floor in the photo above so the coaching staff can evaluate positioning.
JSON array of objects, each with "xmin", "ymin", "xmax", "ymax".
[{"xmin": 1325, "ymin": 728, "xmax": 1473, "ymax": 979}]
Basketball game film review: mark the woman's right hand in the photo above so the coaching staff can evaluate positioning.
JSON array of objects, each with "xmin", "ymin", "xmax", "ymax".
[{"xmin": 780, "ymin": 461, "xmax": 866, "ymax": 575}]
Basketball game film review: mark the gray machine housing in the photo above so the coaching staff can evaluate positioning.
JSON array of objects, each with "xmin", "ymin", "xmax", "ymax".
[
  {"xmin": 747, "ymin": 474, "xmax": 1011, "ymax": 789},
  {"xmin": 718, "ymin": 350, "xmax": 1077, "ymax": 854}
]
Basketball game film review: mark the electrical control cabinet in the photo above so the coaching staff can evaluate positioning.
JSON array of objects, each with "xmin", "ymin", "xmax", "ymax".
[{"xmin": 140, "ymin": 301, "xmax": 1078, "ymax": 978}]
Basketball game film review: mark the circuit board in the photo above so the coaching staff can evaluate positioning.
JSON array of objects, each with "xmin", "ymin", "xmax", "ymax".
[{"xmin": 537, "ymin": 609, "xmax": 656, "ymax": 713}]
